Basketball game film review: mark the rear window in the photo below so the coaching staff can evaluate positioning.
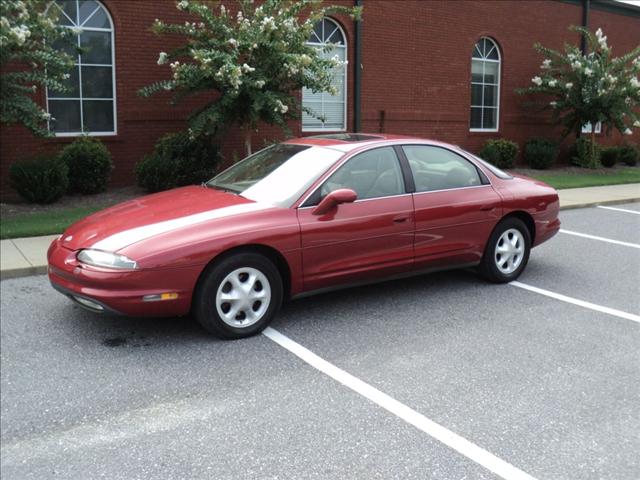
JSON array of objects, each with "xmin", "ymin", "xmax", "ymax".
[{"xmin": 459, "ymin": 149, "xmax": 513, "ymax": 180}]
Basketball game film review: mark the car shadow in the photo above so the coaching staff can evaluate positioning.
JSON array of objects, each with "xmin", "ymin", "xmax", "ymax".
[{"xmin": 63, "ymin": 268, "xmax": 485, "ymax": 346}]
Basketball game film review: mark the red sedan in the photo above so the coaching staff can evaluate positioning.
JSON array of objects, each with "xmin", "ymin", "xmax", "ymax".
[{"xmin": 48, "ymin": 134, "xmax": 560, "ymax": 339}]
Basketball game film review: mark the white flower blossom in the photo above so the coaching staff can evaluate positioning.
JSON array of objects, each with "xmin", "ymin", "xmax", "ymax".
[
  {"xmin": 274, "ymin": 100, "xmax": 288, "ymax": 114},
  {"xmin": 241, "ymin": 63, "xmax": 255, "ymax": 73},
  {"xmin": 584, "ymin": 67, "xmax": 593, "ymax": 77},
  {"xmin": 541, "ymin": 59, "xmax": 552, "ymax": 69},
  {"xmin": 237, "ymin": 11, "xmax": 244, "ymax": 22},
  {"xmin": 633, "ymin": 120, "xmax": 640, "ymax": 127},
  {"xmin": 565, "ymin": 82, "xmax": 573, "ymax": 89},
  {"xmin": 571, "ymin": 60, "xmax": 582, "ymax": 70},
  {"xmin": 623, "ymin": 128, "xmax": 632, "ymax": 135},
  {"xmin": 255, "ymin": 80, "xmax": 265, "ymax": 88},
  {"xmin": 70, "ymin": 26, "xmax": 83, "ymax": 35},
  {"xmin": 548, "ymin": 79, "xmax": 557, "ymax": 87},
  {"xmin": 220, "ymin": 4, "xmax": 226, "ymax": 15},
  {"xmin": 157, "ymin": 52, "xmax": 168, "ymax": 65},
  {"xmin": 531, "ymin": 76, "xmax": 543, "ymax": 86},
  {"xmin": 549, "ymin": 101, "xmax": 557, "ymax": 107},
  {"xmin": 630, "ymin": 77, "xmax": 640, "ymax": 88},
  {"xmin": 228, "ymin": 38, "xmax": 238, "ymax": 48},
  {"xmin": 10, "ymin": 25, "xmax": 30, "ymax": 45},
  {"xmin": 177, "ymin": 0, "xmax": 189, "ymax": 11}
]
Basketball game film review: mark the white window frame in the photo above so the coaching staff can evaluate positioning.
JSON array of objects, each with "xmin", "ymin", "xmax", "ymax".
[
  {"xmin": 582, "ymin": 122, "xmax": 602, "ymax": 134},
  {"xmin": 470, "ymin": 37, "xmax": 501, "ymax": 133},
  {"xmin": 302, "ymin": 18, "xmax": 347, "ymax": 132},
  {"xmin": 46, "ymin": 0, "xmax": 117, "ymax": 137}
]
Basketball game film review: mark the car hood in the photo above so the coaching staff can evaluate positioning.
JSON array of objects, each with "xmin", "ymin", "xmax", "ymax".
[{"xmin": 60, "ymin": 185, "xmax": 269, "ymax": 252}]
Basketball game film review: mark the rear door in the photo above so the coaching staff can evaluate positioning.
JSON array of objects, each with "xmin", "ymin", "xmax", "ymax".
[
  {"xmin": 400, "ymin": 145, "xmax": 502, "ymax": 269},
  {"xmin": 297, "ymin": 146, "xmax": 414, "ymax": 291}
]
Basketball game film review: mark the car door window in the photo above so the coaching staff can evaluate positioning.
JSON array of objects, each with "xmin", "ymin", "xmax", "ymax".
[
  {"xmin": 402, "ymin": 145, "xmax": 483, "ymax": 192},
  {"xmin": 318, "ymin": 147, "xmax": 405, "ymax": 202}
]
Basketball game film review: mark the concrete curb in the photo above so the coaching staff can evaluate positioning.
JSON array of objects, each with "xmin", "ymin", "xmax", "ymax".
[
  {"xmin": 0, "ymin": 266, "xmax": 48, "ymax": 281},
  {"xmin": 559, "ymin": 197, "xmax": 640, "ymax": 211}
]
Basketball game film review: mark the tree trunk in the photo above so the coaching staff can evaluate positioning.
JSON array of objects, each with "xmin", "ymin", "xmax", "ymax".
[
  {"xmin": 590, "ymin": 129, "xmax": 596, "ymax": 168},
  {"xmin": 244, "ymin": 128, "xmax": 252, "ymax": 156}
]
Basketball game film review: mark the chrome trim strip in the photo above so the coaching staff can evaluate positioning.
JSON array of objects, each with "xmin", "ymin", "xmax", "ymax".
[
  {"xmin": 412, "ymin": 184, "xmax": 493, "ymax": 196},
  {"xmin": 297, "ymin": 193, "xmax": 413, "ymax": 210}
]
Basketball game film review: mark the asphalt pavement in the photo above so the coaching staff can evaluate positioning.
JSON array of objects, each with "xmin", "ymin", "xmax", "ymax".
[{"xmin": 1, "ymin": 203, "xmax": 639, "ymax": 480}]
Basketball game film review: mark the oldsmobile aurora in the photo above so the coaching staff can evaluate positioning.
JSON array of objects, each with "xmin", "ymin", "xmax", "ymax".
[{"xmin": 48, "ymin": 134, "xmax": 560, "ymax": 339}]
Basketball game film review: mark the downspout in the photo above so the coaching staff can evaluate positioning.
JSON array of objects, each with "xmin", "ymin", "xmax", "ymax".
[
  {"xmin": 581, "ymin": 0, "xmax": 590, "ymax": 54},
  {"xmin": 353, "ymin": 0, "xmax": 362, "ymax": 132},
  {"xmin": 578, "ymin": 0, "xmax": 590, "ymax": 139}
]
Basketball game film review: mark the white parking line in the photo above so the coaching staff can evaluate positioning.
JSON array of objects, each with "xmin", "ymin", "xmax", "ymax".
[
  {"xmin": 559, "ymin": 229, "xmax": 640, "ymax": 249},
  {"xmin": 263, "ymin": 327, "xmax": 538, "ymax": 480},
  {"xmin": 597, "ymin": 205, "xmax": 640, "ymax": 215},
  {"xmin": 510, "ymin": 281, "xmax": 640, "ymax": 323}
]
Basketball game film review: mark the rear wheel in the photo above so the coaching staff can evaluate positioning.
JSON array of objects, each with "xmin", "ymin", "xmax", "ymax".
[
  {"xmin": 193, "ymin": 252, "xmax": 283, "ymax": 339},
  {"xmin": 480, "ymin": 217, "xmax": 531, "ymax": 283}
]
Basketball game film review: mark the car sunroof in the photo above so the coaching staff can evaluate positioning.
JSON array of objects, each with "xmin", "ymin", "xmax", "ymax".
[{"xmin": 307, "ymin": 133, "xmax": 383, "ymax": 142}]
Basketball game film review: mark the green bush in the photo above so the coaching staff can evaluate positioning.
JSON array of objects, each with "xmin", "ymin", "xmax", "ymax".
[
  {"xmin": 135, "ymin": 132, "xmax": 220, "ymax": 193},
  {"xmin": 9, "ymin": 155, "xmax": 69, "ymax": 204},
  {"xmin": 479, "ymin": 139, "xmax": 519, "ymax": 169},
  {"xmin": 59, "ymin": 136, "xmax": 113, "ymax": 194},
  {"xmin": 570, "ymin": 137, "xmax": 601, "ymax": 168},
  {"xmin": 618, "ymin": 144, "xmax": 639, "ymax": 166},
  {"xmin": 524, "ymin": 138, "xmax": 558, "ymax": 170},
  {"xmin": 600, "ymin": 147, "xmax": 620, "ymax": 168}
]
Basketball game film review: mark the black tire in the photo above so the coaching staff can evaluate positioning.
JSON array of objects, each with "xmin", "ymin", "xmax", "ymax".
[
  {"xmin": 479, "ymin": 217, "xmax": 531, "ymax": 283},
  {"xmin": 193, "ymin": 252, "xmax": 283, "ymax": 339}
]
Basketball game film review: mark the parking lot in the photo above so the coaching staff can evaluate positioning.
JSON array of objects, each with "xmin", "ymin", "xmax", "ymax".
[{"xmin": 1, "ymin": 203, "xmax": 639, "ymax": 480}]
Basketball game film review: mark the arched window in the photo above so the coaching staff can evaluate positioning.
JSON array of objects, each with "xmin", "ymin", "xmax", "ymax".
[
  {"xmin": 302, "ymin": 18, "xmax": 347, "ymax": 132},
  {"xmin": 470, "ymin": 37, "xmax": 500, "ymax": 131},
  {"xmin": 47, "ymin": 0, "xmax": 116, "ymax": 135}
]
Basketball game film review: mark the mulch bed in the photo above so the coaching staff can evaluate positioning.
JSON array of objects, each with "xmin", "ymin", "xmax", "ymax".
[{"xmin": 0, "ymin": 186, "xmax": 145, "ymax": 219}]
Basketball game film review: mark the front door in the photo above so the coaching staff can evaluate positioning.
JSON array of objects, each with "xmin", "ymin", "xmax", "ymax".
[{"xmin": 297, "ymin": 146, "xmax": 414, "ymax": 292}]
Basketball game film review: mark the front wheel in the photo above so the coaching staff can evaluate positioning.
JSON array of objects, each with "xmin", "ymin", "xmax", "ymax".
[
  {"xmin": 480, "ymin": 217, "xmax": 531, "ymax": 283},
  {"xmin": 193, "ymin": 252, "xmax": 283, "ymax": 339}
]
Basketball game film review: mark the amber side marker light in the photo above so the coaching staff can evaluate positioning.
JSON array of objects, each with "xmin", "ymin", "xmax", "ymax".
[{"xmin": 142, "ymin": 292, "xmax": 179, "ymax": 302}]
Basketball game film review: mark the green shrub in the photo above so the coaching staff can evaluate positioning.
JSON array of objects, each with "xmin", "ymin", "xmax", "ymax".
[
  {"xmin": 570, "ymin": 137, "xmax": 601, "ymax": 168},
  {"xmin": 135, "ymin": 132, "xmax": 220, "ymax": 193},
  {"xmin": 600, "ymin": 147, "xmax": 620, "ymax": 168},
  {"xmin": 524, "ymin": 138, "xmax": 558, "ymax": 170},
  {"xmin": 618, "ymin": 144, "xmax": 639, "ymax": 166},
  {"xmin": 59, "ymin": 136, "xmax": 113, "ymax": 194},
  {"xmin": 9, "ymin": 155, "xmax": 69, "ymax": 204},
  {"xmin": 479, "ymin": 139, "xmax": 519, "ymax": 169}
]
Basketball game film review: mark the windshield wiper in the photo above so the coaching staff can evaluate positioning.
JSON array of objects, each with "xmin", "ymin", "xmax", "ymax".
[{"xmin": 203, "ymin": 182, "xmax": 240, "ymax": 194}]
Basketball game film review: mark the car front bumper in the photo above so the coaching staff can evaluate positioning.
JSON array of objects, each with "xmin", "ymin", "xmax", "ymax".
[{"xmin": 47, "ymin": 239, "xmax": 203, "ymax": 317}]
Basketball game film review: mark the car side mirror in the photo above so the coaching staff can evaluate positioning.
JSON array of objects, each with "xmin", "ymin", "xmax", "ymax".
[{"xmin": 312, "ymin": 188, "xmax": 357, "ymax": 216}]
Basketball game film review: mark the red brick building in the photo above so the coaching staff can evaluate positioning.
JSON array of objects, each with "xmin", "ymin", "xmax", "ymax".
[{"xmin": 1, "ymin": 0, "xmax": 639, "ymax": 200}]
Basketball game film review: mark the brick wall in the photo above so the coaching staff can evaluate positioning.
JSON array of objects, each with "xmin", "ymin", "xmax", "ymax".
[{"xmin": 1, "ymin": 0, "xmax": 638, "ymax": 200}]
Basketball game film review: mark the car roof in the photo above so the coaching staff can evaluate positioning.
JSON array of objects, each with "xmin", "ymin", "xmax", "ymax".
[{"xmin": 283, "ymin": 133, "xmax": 456, "ymax": 153}]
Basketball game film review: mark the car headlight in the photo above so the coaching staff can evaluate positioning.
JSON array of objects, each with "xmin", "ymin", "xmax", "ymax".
[{"xmin": 77, "ymin": 249, "xmax": 138, "ymax": 270}]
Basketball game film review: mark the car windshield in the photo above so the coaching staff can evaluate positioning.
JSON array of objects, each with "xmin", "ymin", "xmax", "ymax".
[{"xmin": 206, "ymin": 144, "xmax": 343, "ymax": 207}]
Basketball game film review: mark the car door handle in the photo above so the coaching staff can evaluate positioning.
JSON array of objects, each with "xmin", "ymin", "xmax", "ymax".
[{"xmin": 393, "ymin": 215, "xmax": 410, "ymax": 223}]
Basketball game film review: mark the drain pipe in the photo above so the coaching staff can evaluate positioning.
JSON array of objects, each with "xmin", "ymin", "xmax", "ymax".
[
  {"xmin": 353, "ymin": 0, "xmax": 362, "ymax": 132},
  {"xmin": 581, "ymin": 0, "xmax": 590, "ymax": 54}
]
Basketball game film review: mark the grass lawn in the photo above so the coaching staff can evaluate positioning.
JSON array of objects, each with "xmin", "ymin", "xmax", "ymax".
[
  {"xmin": 0, "ymin": 206, "xmax": 104, "ymax": 240},
  {"xmin": 516, "ymin": 167, "xmax": 640, "ymax": 190}
]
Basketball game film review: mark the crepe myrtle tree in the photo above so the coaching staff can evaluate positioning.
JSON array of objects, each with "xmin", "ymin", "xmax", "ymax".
[
  {"xmin": 139, "ymin": 0, "xmax": 362, "ymax": 155},
  {"xmin": 519, "ymin": 27, "xmax": 640, "ymax": 167},
  {"xmin": 0, "ymin": 0, "xmax": 75, "ymax": 136}
]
